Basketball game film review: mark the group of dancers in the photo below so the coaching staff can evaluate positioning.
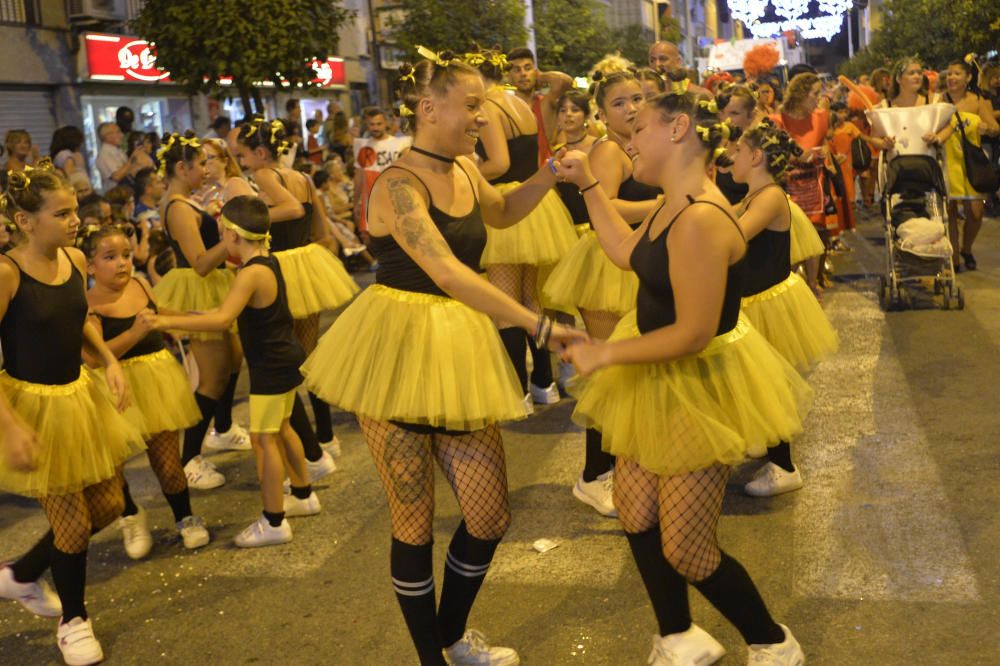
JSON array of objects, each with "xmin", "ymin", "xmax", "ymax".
[{"xmin": 0, "ymin": 43, "xmax": 849, "ymax": 666}]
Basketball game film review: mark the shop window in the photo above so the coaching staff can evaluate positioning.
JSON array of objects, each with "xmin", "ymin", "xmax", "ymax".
[{"xmin": 0, "ymin": 0, "xmax": 39, "ymax": 25}]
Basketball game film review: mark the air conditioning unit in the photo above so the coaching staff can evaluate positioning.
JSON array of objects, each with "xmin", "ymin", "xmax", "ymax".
[{"xmin": 68, "ymin": 0, "xmax": 127, "ymax": 23}]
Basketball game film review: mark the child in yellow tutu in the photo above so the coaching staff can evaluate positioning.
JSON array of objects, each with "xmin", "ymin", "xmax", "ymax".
[
  {"xmin": 150, "ymin": 195, "xmax": 320, "ymax": 548},
  {"xmin": 82, "ymin": 224, "xmax": 211, "ymax": 558},
  {"xmin": 555, "ymin": 92, "xmax": 809, "ymax": 665},
  {"xmin": 729, "ymin": 121, "xmax": 839, "ymax": 498},
  {"xmin": 0, "ymin": 164, "xmax": 144, "ymax": 665}
]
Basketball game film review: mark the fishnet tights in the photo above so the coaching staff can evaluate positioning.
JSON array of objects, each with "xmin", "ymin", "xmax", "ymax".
[
  {"xmin": 39, "ymin": 473, "xmax": 125, "ymax": 553},
  {"xmin": 359, "ymin": 418, "xmax": 510, "ymax": 545},
  {"xmin": 293, "ymin": 314, "xmax": 320, "ymax": 354},
  {"xmin": 146, "ymin": 430, "xmax": 187, "ymax": 496},
  {"xmin": 580, "ymin": 309, "xmax": 622, "ymax": 342},
  {"xmin": 486, "ymin": 264, "xmax": 539, "ymax": 329},
  {"xmin": 615, "ymin": 458, "xmax": 729, "ymax": 582}
]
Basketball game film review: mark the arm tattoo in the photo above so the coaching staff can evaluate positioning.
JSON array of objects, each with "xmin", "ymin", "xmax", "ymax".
[
  {"xmin": 387, "ymin": 177, "xmax": 418, "ymax": 215},
  {"xmin": 386, "ymin": 177, "xmax": 450, "ymax": 258}
]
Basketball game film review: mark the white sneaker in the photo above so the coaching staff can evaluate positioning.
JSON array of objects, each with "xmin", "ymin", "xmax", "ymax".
[
  {"xmin": 184, "ymin": 456, "xmax": 226, "ymax": 490},
  {"xmin": 119, "ymin": 506, "xmax": 153, "ymax": 560},
  {"xmin": 529, "ymin": 382, "xmax": 560, "ymax": 405},
  {"xmin": 572, "ymin": 471, "xmax": 617, "ymax": 517},
  {"xmin": 0, "ymin": 565, "xmax": 61, "ymax": 617},
  {"xmin": 177, "ymin": 516, "xmax": 210, "ymax": 550},
  {"xmin": 744, "ymin": 463, "xmax": 804, "ymax": 497},
  {"xmin": 747, "ymin": 625, "xmax": 804, "ymax": 665},
  {"xmin": 557, "ymin": 360, "xmax": 575, "ymax": 390},
  {"xmin": 321, "ymin": 436, "xmax": 342, "ymax": 458},
  {"xmin": 648, "ymin": 625, "xmax": 726, "ymax": 666},
  {"xmin": 204, "ymin": 423, "xmax": 252, "ymax": 451},
  {"xmin": 521, "ymin": 393, "xmax": 534, "ymax": 416},
  {"xmin": 233, "ymin": 515, "xmax": 292, "ymax": 548},
  {"xmin": 57, "ymin": 617, "xmax": 103, "ymax": 666},
  {"xmin": 307, "ymin": 450, "xmax": 337, "ymax": 482},
  {"xmin": 284, "ymin": 492, "xmax": 322, "ymax": 517},
  {"xmin": 444, "ymin": 629, "xmax": 520, "ymax": 666}
]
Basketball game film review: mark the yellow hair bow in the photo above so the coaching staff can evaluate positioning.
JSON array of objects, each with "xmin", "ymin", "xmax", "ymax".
[
  {"xmin": 244, "ymin": 122, "xmax": 260, "ymax": 138},
  {"xmin": 464, "ymin": 52, "xmax": 486, "ymax": 67},
  {"xmin": 400, "ymin": 69, "xmax": 417, "ymax": 85},
  {"xmin": 698, "ymin": 98, "xmax": 718, "ymax": 114},
  {"xmin": 270, "ymin": 120, "xmax": 285, "ymax": 136},
  {"xmin": 179, "ymin": 136, "xmax": 201, "ymax": 149},
  {"xmin": 695, "ymin": 125, "xmax": 711, "ymax": 142},
  {"xmin": 716, "ymin": 120, "xmax": 731, "ymax": 145},
  {"xmin": 32, "ymin": 157, "xmax": 54, "ymax": 172},
  {"xmin": 489, "ymin": 52, "xmax": 508, "ymax": 70},
  {"xmin": 671, "ymin": 78, "xmax": 690, "ymax": 95},
  {"xmin": 417, "ymin": 45, "xmax": 449, "ymax": 67},
  {"xmin": 399, "ymin": 103, "xmax": 415, "ymax": 117},
  {"xmin": 7, "ymin": 170, "xmax": 30, "ymax": 191},
  {"xmin": 713, "ymin": 146, "xmax": 727, "ymax": 161},
  {"xmin": 761, "ymin": 134, "xmax": 781, "ymax": 148},
  {"xmin": 221, "ymin": 215, "xmax": 271, "ymax": 250}
]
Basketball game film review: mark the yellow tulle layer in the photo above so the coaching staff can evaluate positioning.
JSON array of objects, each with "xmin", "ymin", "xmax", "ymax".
[
  {"xmin": 275, "ymin": 243, "xmax": 360, "ymax": 318},
  {"xmin": 152, "ymin": 268, "xmax": 235, "ymax": 341},
  {"xmin": 481, "ymin": 183, "xmax": 578, "ymax": 266},
  {"xmin": 0, "ymin": 369, "xmax": 146, "ymax": 497},
  {"xmin": 741, "ymin": 273, "xmax": 839, "ymax": 372},
  {"xmin": 118, "ymin": 349, "xmax": 201, "ymax": 437},
  {"xmin": 572, "ymin": 314, "xmax": 813, "ymax": 476},
  {"xmin": 542, "ymin": 231, "xmax": 638, "ymax": 315},
  {"xmin": 789, "ymin": 197, "xmax": 825, "ymax": 264},
  {"xmin": 303, "ymin": 284, "xmax": 529, "ymax": 431}
]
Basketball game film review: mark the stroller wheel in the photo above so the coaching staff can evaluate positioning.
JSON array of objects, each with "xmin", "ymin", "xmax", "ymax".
[{"xmin": 878, "ymin": 276, "xmax": 889, "ymax": 310}]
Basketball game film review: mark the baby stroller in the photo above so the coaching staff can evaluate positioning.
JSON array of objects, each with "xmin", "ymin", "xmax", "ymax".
[{"xmin": 868, "ymin": 104, "xmax": 963, "ymax": 311}]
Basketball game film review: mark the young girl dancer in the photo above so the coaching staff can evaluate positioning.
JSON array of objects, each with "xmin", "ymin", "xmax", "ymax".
[
  {"xmin": 729, "ymin": 122, "xmax": 839, "ymax": 497},
  {"xmin": 556, "ymin": 92, "xmax": 809, "ymax": 665},
  {"xmin": 82, "ymin": 224, "xmax": 211, "ymax": 556},
  {"xmin": 151, "ymin": 195, "xmax": 320, "ymax": 548},
  {"xmin": 303, "ymin": 53, "xmax": 585, "ymax": 665},
  {"xmin": 0, "ymin": 165, "xmax": 144, "ymax": 665}
]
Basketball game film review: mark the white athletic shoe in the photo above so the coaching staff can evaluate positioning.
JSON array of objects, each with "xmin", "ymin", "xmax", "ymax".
[
  {"xmin": 284, "ymin": 492, "xmax": 322, "ymax": 517},
  {"xmin": 177, "ymin": 516, "xmax": 210, "ymax": 550},
  {"xmin": 747, "ymin": 625, "xmax": 804, "ymax": 665},
  {"xmin": 572, "ymin": 471, "xmax": 617, "ymax": 517},
  {"xmin": 529, "ymin": 382, "xmax": 560, "ymax": 405},
  {"xmin": 234, "ymin": 515, "xmax": 292, "ymax": 548},
  {"xmin": 444, "ymin": 629, "xmax": 520, "ymax": 666},
  {"xmin": 557, "ymin": 360, "xmax": 575, "ymax": 390},
  {"xmin": 744, "ymin": 463, "xmax": 804, "ymax": 497},
  {"xmin": 57, "ymin": 617, "xmax": 103, "ymax": 666},
  {"xmin": 0, "ymin": 565, "xmax": 61, "ymax": 617},
  {"xmin": 203, "ymin": 423, "xmax": 252, "ymax": 451},
  {"xmin": 119, "ymin": 506, "xmax": 153, "ymax": 560},
  {"xmin": 521, "ymin": 393, "xmax": 534, "ymax": 416},
  {"xmin": 321, "ymin": 436, "xmax": 342, "ymax": 458},
  {"xmin": 184, "ymin": 456, "xmax": 226, "ymax": 490},
  {"xmin": 307, "ymin": 450, "xmax": 337, "ymax": 482},
  {"xmin": 648, "ymin": 625, "xmax": 726, "ymax": 666}
]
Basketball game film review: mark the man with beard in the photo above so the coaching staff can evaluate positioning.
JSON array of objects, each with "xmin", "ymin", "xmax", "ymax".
[
  {"xmin": 507, "ymin": 47, "xmax": 574, "ymax": 162},
  {"xmin": 352, "ymin": 107, "xmax": 411, "ymax": 236},
  {"xmin": 647, "ymin": 41, "xmax": 711, "ymax": 97}
]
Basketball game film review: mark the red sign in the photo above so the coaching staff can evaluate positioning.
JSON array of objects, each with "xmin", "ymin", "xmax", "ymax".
[{"xmin": 83, "ymin": 33, "xmax": 346, "ymax": 87}]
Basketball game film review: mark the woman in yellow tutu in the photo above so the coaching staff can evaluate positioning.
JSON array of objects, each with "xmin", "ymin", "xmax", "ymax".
[
  {"xmin": 236, "ymin": 118, "xmax": 356, "ymax": 472},
  {"xmin": 729, "ymin": 121, "xmax": 839, "ymax": 498},
  {"xmin": 303, "ymin": 52, "xmax": 584, "ymax": 666},
  {"xmin": 555, "ymin": 92, "xmax": 809, "ymax": 664},
  {"xmin": 0, "ymin": 165, "xmax": 144, "ymax": 665},
  {"xmin": 469, "ymin": 47, "xmax": 578, "ymax": 407},
  {"xmin": 82, "ymin": 224, "xmax": 211, "ymax": 558}
]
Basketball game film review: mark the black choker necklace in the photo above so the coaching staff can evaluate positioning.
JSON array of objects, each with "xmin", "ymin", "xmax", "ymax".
[
  {"xmin": 565, "ymin": 134, "xmax": 588, "ymax": 146},
  {"xmin": 411, "ymin": 146, "xmax": 455, "ymax": 164}
]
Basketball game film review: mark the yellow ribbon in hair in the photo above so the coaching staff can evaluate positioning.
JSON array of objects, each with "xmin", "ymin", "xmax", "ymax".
[
  {"xmin": 398, "ymin": 103, "xmax": 415, "ymax": 117},
  {"xmin": 464, "ymin": 52, "xmax": 486, "ymax": 67},
  {"xmin": 670, "ymin": 78, "xmax": 690, "ymax": 95},
  {"xmin": 698, "ymin": 98, "xmax": 718, "ymax": 114},
  {"xmin": 7, "ymin": 170, "xmax": 30, "ymax": 191},
  {"xmin": 416, "ymin": 45, "xmax": 449, "ymax": 66},
  {"xmin": 489, "ymin": 52, "xmax": 508, "ymax": 70},
  {"xmin": 695, "ymin": 125, "xmax": 711, "ymax": 142},
  {"xmin": 221, "ymin": 215, "xmax": 271, "ymax": 249},
  {"xmin": 179, "ymin": 136, "xmax": 201, "ymax": 149},
  {"xmin": 244, "ymin": 122, "xmax": 260, "ymax": 138},
  {"xmin": 713, "ymin": 146, "xmax": 727, "ymax": 161},
  {"xmin": 716, "ymin": 120, "xmax": 731, "ymax": 144},
  {"xmin": 400, "ymin": 69, "xmax": 417, "ymax": 85}
]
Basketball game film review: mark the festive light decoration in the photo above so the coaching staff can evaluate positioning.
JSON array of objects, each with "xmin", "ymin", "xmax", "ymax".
[
  {"xmin": 731, "ymin": 0, "xmax": 852, "ymax": 42},
  {"xmin": 727, "ymin": 0, "xmax": 770, "ymax": 24},
  {"xmin": 747, "ymin": 14, "xmax": 846, "ymax": 41},
  {"xmin": 816, "ymin": 0, "xmax": 852, "ymax": 14},
  {"xmin": 771, "ymin": 0, "xmax": 810, "ymax": 19}
]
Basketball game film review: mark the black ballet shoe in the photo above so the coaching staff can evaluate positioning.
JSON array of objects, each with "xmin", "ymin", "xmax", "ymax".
[{"xmin": 961, "ymin": 252, "xmax": 977, "ymax": 271}]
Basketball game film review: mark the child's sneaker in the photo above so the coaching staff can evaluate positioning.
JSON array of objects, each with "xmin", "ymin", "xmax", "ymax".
[
  {"xmin": 0, "ymin": 564, "xmax": 61, "ymax": 617},
  {"xmin": 234, "ymin": 515, "xmax": 292, "ymax": 548},
  {"xmin": 177, "ymin": 516, "xmax": 210, "ymax": 550},
  {"xmin": 57, "ymin": 617, "xmax": 103, "ymax": 666},
  {"xmin": 284, "ymin": 492, "xmax": 322, "ymax": 518},
  {"xmin": 444, "ymin": 629, "xmax": 519, "ymax": 665}
]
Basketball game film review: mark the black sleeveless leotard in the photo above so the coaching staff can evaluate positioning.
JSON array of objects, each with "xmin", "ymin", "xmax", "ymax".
[
  {"xmin": 741, "ymin": 186, "xmax": 792, "ymax": 297},
  {"xmin": 163, "ymin": 199, "xmax": 223, "ymax": 269},
  {"xmin": 96, "ymin": 279, "xmax": 166, "ymax": 361},
  {"xmin": 474, "ymin": 99, "xmax": 538, "ymax": 184},
  {"xmin": 268, "ymin": 169, "xmax": 313, "ymax": 252}
]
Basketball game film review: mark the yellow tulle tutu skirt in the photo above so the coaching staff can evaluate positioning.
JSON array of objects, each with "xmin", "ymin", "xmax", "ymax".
[
  {"xmin": 118, "ymin": 349, "xmax": 201, "ymax": 438},
  {"xmin": 542, "ymin": 231, "xmax": 638, "ymax": 315},
  {"xmin": 741, "ymin": 273, "xmax": 839, "ymax": 372},
  {"xmin": 275, "ymin": 243, "xmax": 360, "ymax": 319},
  {"xmin": 572, "ymin": 314, "xmax": 813, "ymax": 476},
  {"xmin": 481, "ymin": 183, "xmax": 578, "ymax": 266},
  {"xmin": 303, "ymin": 284, "xmax": 528, "ymax": 431},
  {"xmin": 789, "ymin": 197, "xmax": 825, "ymax": 265},
  {"xmin": 153, "ymin": 268, "xmax": 235, "ymax": 341},
  {"xmin": 0, "ymin": 369, "xmax": 146, "ymax": 497}
]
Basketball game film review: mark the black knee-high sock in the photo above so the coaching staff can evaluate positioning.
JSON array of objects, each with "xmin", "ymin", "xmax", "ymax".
[
  {"xmin": 767, "ymin": 441, "xmax": 795, "ymax": 473},
  {"xmin": 50, "ymin": 548, "xmax": 88, "ymax": 622},
  {"xmin": 527, "ymin": 336, "xmax": 554, "ymax": 388},
  {"xmin": 391, "ymin": 538, "xmax": 445, "ymax": 666},
  {"xmin": 581, "ymin": 429, "xmax": 616, "ymax": 482},
  {"xmin": 308, "ymin": 391, "xmax": 334, "ymax": 443},
  {"xmin": 290, "ymin": 394, "xmax": 323, "ymax": 463},
  {"xmin": 10, "ymin": 530, "xmax": 54, "ymax": 583},
  {"xmin": 121, "ymin": 481, "xmax": 139, "ymax": 517},
  {"xmin": 213, "ymin": 373, "xmax": 240, "ymax": 434},
  {"xmin": 164, "ymin": 490, "xmax": 193, "ymax": 523},
  {"xmin": 498, "ymin": 328, "xmax": 528, "ymax": 393},
  {"xmin": 693, "ymin": 552, "xmax": 785, "ymax": 645},
  {"xmin": 438, "ymin": 522, "xmax": 501, "ymax": 647},
  {"xmin": 183, "ymin": 393, "xmax": 218, "ymax": 466},
  {"xmin": 625, "ymin": 527, "xmax": 691, "ymax": 636}
]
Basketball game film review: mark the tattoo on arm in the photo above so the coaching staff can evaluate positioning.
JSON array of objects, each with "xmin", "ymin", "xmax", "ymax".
[{"xmin": 387, "ymin": 178, "xmax": 450, "ymax": 258}]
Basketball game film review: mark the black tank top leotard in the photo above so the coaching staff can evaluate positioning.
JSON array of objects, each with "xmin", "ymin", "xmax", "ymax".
[
  {"xmin": 474, "ymin": 99, "xmax": 538, "ymax": 184},
  {"xmin": 236, "ymin": 255, "xmax": 306, "ymax": 395},
  {"xmin": 716, "ymin": 169, "xmax": 750, "ymax": 206},
  {"xmin": 96, "ymin": 279, "xmax": 166, "ymax": 361},
  {"xmin": 163, "ymin": 199, "xmax": 222, "ymax": 269},
  {"xmin": 0, "ymin": 249, "xmax": 88, "ymax": 385},
  {"xmin": 268, "ymin": 169, "xmax": 313, "ymax": 252},
  {"xmin": 631, "ymin": 196, "xmax": 746, "ymax": 336},
  {"xmin": 556, "ymin": 180, "xmax": 589, "ymax": 225},
  {"xmin": 741, "ymin": 186, "xmax": 792, "ymax": 297},
  {"xmin": 368, "ymin": 162, "xmax": 487, "ymax": 297}
]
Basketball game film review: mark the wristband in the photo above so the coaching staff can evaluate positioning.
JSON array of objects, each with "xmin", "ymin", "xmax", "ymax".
[
  {"xmin": 579, "ymin": 180, "xmax": 600, "ymax": 195},
  {"xmin": 547, "ymin": 157, "xmax": 558, "ymax": 175}
]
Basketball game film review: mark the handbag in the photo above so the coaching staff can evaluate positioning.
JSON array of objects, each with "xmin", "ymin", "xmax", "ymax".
[
  {"xmin": 851, "ymin": 136, "xmax": 871, "ymax": 171},
  {"xmin": 954, "ymin": 112, "xmax": 1000, "ymax": 194}
]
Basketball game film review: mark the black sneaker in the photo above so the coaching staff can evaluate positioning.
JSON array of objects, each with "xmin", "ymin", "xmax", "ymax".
[{"xmin": 961, "ymin": 252, "xmax": 977, "ymax": 271}]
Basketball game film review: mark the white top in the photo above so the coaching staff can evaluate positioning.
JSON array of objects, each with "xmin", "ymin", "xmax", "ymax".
[{"xmin": 96, "ymin": 143, "xmax": 128, "ymax": 191}]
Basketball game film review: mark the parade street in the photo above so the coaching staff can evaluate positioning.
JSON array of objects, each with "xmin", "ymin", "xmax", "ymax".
[{"xmin": 1, "ymin": 212, "xmax": 998, "ymax": 665}]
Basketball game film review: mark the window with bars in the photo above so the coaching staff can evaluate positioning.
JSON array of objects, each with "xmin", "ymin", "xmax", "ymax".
[{"xmin": 0, "ymin": 0, "xmax": 39, "ymax": 24}]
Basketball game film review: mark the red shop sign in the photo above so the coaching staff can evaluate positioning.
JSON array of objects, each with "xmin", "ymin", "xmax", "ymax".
[{"xmin": 84, "ymin": 33, "xmax": 346, "ymax": 88}]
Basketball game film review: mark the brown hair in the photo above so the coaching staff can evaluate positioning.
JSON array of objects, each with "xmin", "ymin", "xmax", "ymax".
[
  {"xmin": 648, "ymin": 91, "xmax": 733, "ymax": 168},
  {"xmin": 396, "ymin": 54, "xmax": 480, "ymax": 132},
  {"xmin": 782, "ymin": 73, "xmax": 820, "ymax": 115},
  {"xmin": 204, "ymin": 138, "xmax": 243, "ymax": 179}
]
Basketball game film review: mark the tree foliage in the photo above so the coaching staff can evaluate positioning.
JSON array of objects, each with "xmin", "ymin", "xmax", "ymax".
[
  {"xmin": 606, "ymin": 25, "xmax": 652, "ymax": 69},
  {"xmin": 386, "ymin": 0, "xmax": 526, "ymax": 56},
  {"xmin": 533, "ymin": 0, "xmax": 610, "ymax": 76},
  {"xmin": 132, "ymin": 0, "xmax": 353, "ymax": 116}
]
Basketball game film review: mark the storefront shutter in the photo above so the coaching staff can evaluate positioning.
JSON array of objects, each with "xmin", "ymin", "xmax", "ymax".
[{"xmin": 0, "ymin": 89, "xmax": 58, "ymax": 156}]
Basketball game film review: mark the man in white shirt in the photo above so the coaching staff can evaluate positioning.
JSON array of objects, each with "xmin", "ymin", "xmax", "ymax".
[
  {"xmin": 352, "ymin": 107, "xmax": 411, "ymax": 235},
  {"xmin": 95, "ymin": 122, "xmax": 138, "ymax": 192}
]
